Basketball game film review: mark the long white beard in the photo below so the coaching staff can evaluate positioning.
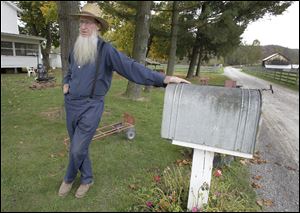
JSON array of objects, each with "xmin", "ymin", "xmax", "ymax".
[{"xmin": 73, "ymin": 30, "xmax": 98, "ymax": 66}]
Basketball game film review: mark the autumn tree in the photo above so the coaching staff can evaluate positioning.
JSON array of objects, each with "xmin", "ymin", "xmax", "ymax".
[
  {"xmin": 98, "ymin": 1, "xmax": 136, "ymax": 55},
  {"xmin": 18, "ymin": 1, "xmax": 59, "ymax": 71}
]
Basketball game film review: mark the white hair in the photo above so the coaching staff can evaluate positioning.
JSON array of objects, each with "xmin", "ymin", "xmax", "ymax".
[{"xmin": 73, "ymin": 29, "xmax": 98, "ymax": 66}]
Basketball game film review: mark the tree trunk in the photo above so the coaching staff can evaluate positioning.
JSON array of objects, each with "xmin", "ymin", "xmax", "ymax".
[
  {"xmin": 195, "ymin": 51, "xmax": 202, "ymax": 77},
  {"xmin": 146, "ymin": 34, "xmax": 153, "ymax": 58},
  {"xmin": 186, "ymin": 29, "xmax": 201, "ymax": 79},
  {"xmin": 186, "ymin": 45, "xmax": 199, "ymax": 79},
  {"xmin": 166, "ymin": 1, "xmax": 179, "ymax": 76},
  {"xmin": 57, "ymin": 1, "xmax": 79, "ymax": 82},
  {"xmin": 41, "ymin": 23, "xmax": 52, "ymax": 71},
  {"xmin": 124, "ymin": 1, "xmax": 152, "ymax": 100},
  {"xmin": 57, "ymin": 1, "xmax": 79, "ymax": 119},
  {"xmin": 144, "ymin": 34, "xmax": 154, "ymax": 93},
  {"xmin": 41, "ymin": 50, "xmax": 50, "ymax": 72}
]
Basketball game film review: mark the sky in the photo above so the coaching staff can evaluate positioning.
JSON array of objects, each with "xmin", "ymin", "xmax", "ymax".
[{"xmin": 241, "ymin": 1, "xmax": 299, "ymax": 49}]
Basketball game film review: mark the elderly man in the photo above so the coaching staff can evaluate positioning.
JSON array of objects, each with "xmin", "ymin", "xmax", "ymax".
[{"xmin": 58, "ymin": 3, "xmax": 190, "ymax": 198}]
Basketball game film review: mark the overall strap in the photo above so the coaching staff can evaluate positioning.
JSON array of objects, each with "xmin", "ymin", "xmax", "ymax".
[{"xmin": 90, "ymin": 40, "xmax": 105, "ymax": 98}]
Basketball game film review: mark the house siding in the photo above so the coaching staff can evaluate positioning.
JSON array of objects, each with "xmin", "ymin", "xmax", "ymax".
[
  {"xmin": 1, "ymin": 35, "xmax": 43, "ymax": 68},
  {"xmin": 1, "ymin": 2, "xmax": 45, "ymax": 70},
  {"xmin": 1, "ymin": 1, "xmax": 20, "ymax": 34}
]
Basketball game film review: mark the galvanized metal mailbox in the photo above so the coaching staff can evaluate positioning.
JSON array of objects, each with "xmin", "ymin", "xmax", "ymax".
[
  {"xmin": 161, "ymin": 83, "xmax": 262, "ymax": 158},
  {"xmin": 161, "ymin": 83, "xmax": 262, "ymax": 210}
]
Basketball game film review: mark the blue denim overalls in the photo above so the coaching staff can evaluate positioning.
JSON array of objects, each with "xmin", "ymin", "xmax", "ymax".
[{"xmin": 63, "ymin": 37, "xmax": 166, "ymax": 184}]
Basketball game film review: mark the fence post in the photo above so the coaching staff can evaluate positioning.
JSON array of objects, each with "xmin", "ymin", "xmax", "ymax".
[
  {"xmin": 280, "ymin": 71, "xmax": 283, "ymax": 83},
  {"xmin": 296, "ymin": 69, "xmax": 299, "ymax": 86}
]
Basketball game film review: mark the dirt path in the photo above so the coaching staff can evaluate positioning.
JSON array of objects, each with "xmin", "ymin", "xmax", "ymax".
[{"xmin": 224, "ymin": 67, "xmax": 299, "ymax": 212}]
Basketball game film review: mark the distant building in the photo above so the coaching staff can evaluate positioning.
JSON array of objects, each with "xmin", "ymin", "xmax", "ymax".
[
  {"xmin": 261, "ymin": 53, "xmax": 296, "ymax": 70},
  {"xmin": 1, "ymin": 1, "xmax": 45, "ymax": 73}
]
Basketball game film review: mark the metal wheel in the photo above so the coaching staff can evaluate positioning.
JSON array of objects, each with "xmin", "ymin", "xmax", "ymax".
[{"xmin": 126, "ymin": 128, "xmax": 136, "ymax": 140}]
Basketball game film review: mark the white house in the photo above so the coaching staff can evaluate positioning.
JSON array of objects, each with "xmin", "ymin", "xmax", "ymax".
[
  {"xmin": 1, "ymin": 1, "xmax": 45, "ymax": 73},
  {"xmin": 49, "ymin": 47, "xmax": 62, "ymax": 69}
]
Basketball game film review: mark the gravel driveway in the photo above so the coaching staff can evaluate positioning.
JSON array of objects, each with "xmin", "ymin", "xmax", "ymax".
[{"xmin": 224, "ymin": 67, "xmax": 299, "ymax": 212}]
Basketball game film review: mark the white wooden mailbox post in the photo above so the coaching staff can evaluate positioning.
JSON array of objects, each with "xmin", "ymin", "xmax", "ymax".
[{"xmin": 161, "ymin": 84, "xmax": 262, "ymax": 210}]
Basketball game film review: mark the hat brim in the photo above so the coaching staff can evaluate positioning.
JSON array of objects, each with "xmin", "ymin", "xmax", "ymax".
[{"xmin": 70, "ymin": 12, "xmax": 109, "ymax": 31}]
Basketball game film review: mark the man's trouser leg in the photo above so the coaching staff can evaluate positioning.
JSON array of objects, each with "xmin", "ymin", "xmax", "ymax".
[{"xmin": 64, "ymin": 96, "xmax": 104, "ymax": 184}]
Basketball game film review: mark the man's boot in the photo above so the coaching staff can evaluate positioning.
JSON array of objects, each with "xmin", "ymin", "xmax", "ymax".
[
  {"xmin": 75, "ymin": 182, "xmax": 94, "ymax": 198},
  {"xmin": 58, "ymin": 181, "xmax": 73, "ymax": 197}
]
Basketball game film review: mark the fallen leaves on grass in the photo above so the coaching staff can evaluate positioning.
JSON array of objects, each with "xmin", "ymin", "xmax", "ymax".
[
  {"xmin": 252, "ymin": 175, "xmax": 263, "ymax": 181},
  {"xmin": 256, "ymin": 200, "xmax": 263, "ymax": 207},
  {"xmin": 58, "ymin": 151, "xmax": 65, "ymax": 157},
  {"xmin": 128, "ymin": 184, "xmax": 138, "ymax": 190},
  {"xmin": 256, "ymin": 199, "xmax": 274, "ymax": 207},
  {"xmin": 239, "ymin": 159, "xmax": 249, "ymax": 165},
  {"xmin": 274, "ymin": 162, "xmax": 282, "ymax": 166},
  {"xmin": 274, "ymin": 162, "xmax": 297, "ymax": 171},
  {"xmin": 263, "ymin": 199, "xmax": 274, "ymax": 206},
  {"xmin": 29, "ymin": 81, "xmax": 56, "ymax": 90},
  {"xmin": 49, "ymin": 151, "xmax": 66, "ymax": 159},
  {"xmin": 175, "ymin": 159, "xmax": 191, "ymax": 166},
  {"xmin": 249, "ymin": 152, "xmax": 267, "ymax": 164},
  {"xmin": 285, "ymin": 166, "xmax": 297, "ymax": 171},
  {"xmin": 251, "ymin": 182, "xmax": 262, "ymax": 189}
]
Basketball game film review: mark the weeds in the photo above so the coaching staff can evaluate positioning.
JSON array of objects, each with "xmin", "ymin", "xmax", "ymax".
[
  {"xmin": 130, "ymin": 165, "xmax": 190, "ymax": 212},
  {"xmin": 130, "ymin": 158, "xmax": 260, "ymax": 212}
]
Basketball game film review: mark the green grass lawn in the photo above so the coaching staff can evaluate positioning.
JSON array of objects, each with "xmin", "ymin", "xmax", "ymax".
[{"xmin": 1, "ymin": 69, "xmax": 260, "ymax": 212}]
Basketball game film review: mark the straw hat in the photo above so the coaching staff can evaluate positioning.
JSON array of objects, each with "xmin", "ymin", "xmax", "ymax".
[{"xmin": 71, "ymin": 3, "xmax": 109, "ymax": 31}]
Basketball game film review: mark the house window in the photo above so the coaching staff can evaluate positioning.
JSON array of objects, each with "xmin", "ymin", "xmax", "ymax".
[
  {"xmin": 1, "ymin": 41, "xmax": 13, "ymax": 56},
  {"xmin": 15, "ymin": 43, "xmax": 38, "ymax": 56}
]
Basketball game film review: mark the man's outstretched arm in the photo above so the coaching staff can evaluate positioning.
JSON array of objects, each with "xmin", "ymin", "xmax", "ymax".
[{"xmin": 107, "ymin": 44, "xmax": 191, "ymax": 87}]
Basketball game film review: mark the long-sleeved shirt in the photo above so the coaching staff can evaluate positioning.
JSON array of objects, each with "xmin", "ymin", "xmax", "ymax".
[{"xmin": 63, "ymin": 37, "xmax": 166, "ymax": 99}]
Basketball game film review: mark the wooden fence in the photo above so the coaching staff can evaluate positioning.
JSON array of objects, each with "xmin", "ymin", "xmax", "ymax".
[
  {"xmin": 242, "ymin": 66, "xmax": 299, "ymax": 86},
  {"xmin": 200, "ymin": 66, "xmax": 222, "ymax": 72},
  {"xmin": 147, "ymin": 64, "xmax": 222, "ymax": 73}
]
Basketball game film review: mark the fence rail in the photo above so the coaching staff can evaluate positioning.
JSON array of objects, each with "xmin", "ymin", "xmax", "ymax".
[
  {"xmin": 242, "ymin": 66, "xmax": 299, "ymax": 86},
  {"xmin": 147, "ymin": 64, "xmax": 222, "ymax": 73},
  {"xmin": 200, "ymin": 66, "xmax": 222, "ymax": 72}
]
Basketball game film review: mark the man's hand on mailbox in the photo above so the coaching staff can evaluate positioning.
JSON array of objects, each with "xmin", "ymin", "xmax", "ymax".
[{"xmin": 164, "ymin": 76, "xmax": 191, "ymax": 84}]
